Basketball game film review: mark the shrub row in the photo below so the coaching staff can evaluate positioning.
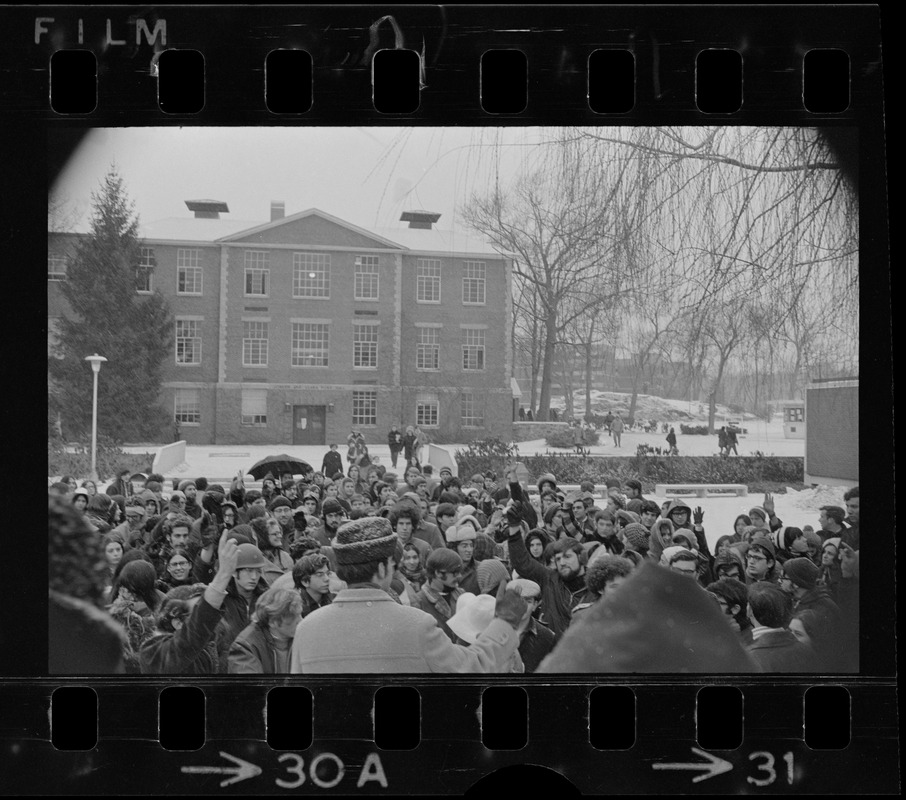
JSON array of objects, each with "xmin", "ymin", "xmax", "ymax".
[
  {"xmin": 545, "ymin": 429, "xmax": 601, "ymax": 449},
  {"xmin": 680, "ymin": 424, "xmax": 711, "ymax": 435},
  {"xmin": 48, "ymin": 436, "xmax": 154, "ymax": 483},
  {"xmin": 455, "ymin": 438, "xmax": 803, "ymax": 489}
]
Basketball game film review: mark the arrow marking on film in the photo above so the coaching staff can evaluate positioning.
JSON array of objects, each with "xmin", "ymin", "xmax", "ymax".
[
  {"xmin": 652, "ymin": 747, "xmax": 734, "ymax": 783},
  {"xmin": 181, "ymin": 751, "xmax": 262, "ymax": 787}
]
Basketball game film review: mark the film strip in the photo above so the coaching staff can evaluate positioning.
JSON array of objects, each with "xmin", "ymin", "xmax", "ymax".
[{"xmin": 3, "ymin": 3, "xmax": 894, "ymax": 794}]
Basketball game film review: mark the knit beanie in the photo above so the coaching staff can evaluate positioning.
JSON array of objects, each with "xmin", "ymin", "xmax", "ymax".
[
  {"xmin": 672, "ymin": 528, "xmax": 697, "ymax": 550},
  {"xmin": 333, "ymin": 517, "xmax": 398, "ymax": 566},
  {"xmin": 321, "ymin": 498, "xmax": 344, "ymax": 516},
  {"xmin": 476, "ymin": 558, "xmax": 511, "ymax": 594},
  {"xmin": 803, "ymin": 529, "xmax": 822, "ymax": 554},
  {"xmin": 626, "ymin": 499, "xmax": 644, "ymax": 515},
  {"xmin": 268, "ymin": 496, "xmax": 292, "ymax": 511},
  {"xmin": 177, "ymin": 480, "xmax": 196, "ymax": 493},
  {"xmin": 748, "ymin": 507, "xmax": 769, "ymax": 526},
  {"xmin": 782, "ymin": 557, "xmax": 820, "ymax": 589},
  {"xmin": 749, "ymin": 534, "xmax": 776, "ymax": 558},
  {"xmin": 426, "ymin": 548, "xmax": 463, "ymax": 575},
  {"xmin": 621, "ymin": 522, "xmax": 650, "ymax": 552},
  {"xmin": 228, "ymin": 525, "xmax": 254, "ymax": 546},
  {"xmin": 615, "ymin": 510, "xmax": 641, "ymax": 527}
]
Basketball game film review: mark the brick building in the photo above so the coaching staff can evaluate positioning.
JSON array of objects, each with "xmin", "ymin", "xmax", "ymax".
[{"xmin": 48, "ymin": 202, "xmax": 515, "ymax": 446}]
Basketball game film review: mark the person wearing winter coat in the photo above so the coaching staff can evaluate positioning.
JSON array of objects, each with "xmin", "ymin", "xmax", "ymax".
[
  {"xmin": 780, "ymin": 558, "xmax": 842, "ymax": 630},
  {"xmin": 212, "ymin": 544, "xmax": 272, "ymax": 672},
  {"xmin": 387, "ymin": 426, "xmax": 404, "ymax": 469},
  {"xmin": 746, "ymin": 582, "xmax": 817, "ymax": 672},
  {"xmin": 227, "ymin": 587, "xmax": 303, "ymax": 674},
  {"xmin": 321, "ymin": 444, "xmax": 344, "ymax": 481},
  {"xmin": 610, "ymin": 414, "xmax": 624, "ymax": 447},
  {"xmin": 139, "ymin": 530, "xmax": 242, "ymax": 674},
  {"xmin": 663, "ymin": 499, "xmax": 713, "ymax": 564}
]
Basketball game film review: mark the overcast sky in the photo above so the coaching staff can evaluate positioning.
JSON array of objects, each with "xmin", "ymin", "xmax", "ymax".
[{"xmin": 51, "ymin": 126, "xmax": 553, "ymax": 234}]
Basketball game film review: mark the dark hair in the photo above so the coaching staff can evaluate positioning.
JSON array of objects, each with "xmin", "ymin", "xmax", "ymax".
[
  {"xmin": 438, "ymin": 490, "xmax": 461, "ymax": 505},
  {"xmin": 842, "ymin": 486, "xmax": 859, "ymax": 502},
  {"xmin": 541, "ymin": 541, "xmax": 558, "ymax": 567},
  {"xmin": 389, "ymin": 503, "xmax": 421, "ymax": 528},
  {"xmin": 640, "ymin": 500, "xmax": 661, "ymax": 516},
  {"xmin": 166, "ymin": 514, "xmax": 194, "ymax": 534},
  {"xmin": 553, "ymin": 536, "xmax": 586, "ymax": 564},
  {"xmin": 156, "ymin": 598, "xmax": 192, "ymax": 632},
  {"xmin": 112, "ymin": 560, "xmax": 160, "ymax": 611},
  {"xmin": 584, "ymin": 554, "xmax": 633, "ymax": 595},
  {"xmin": 244, "ymin": 489, "xmax": 262, "ymax": 505},
  {"xmin": 287, "ymin": 538, "xmax": 319, "ymax": 562},
  {"xmin": 336, "ymin": 560, "xmax": 384, "ymax": 585},
  {"xmin": 706, "ymin": 577, "xmax": 749, "ymax": 624},
  {"xmin": 292, "ymin": 553, "xmax": 331, "ymax": 589},
  {"xmin": 579, "ymin": 480, "xmax": 596, "ymax": 493},
  {"xmin": 747, "ymin": 582, "xmax": 792, "ymax": 628},
  {"xmin": 110, "ymin": 548, "xmax": 154, "ymax": 588},
  {"xmin": 819, "ymin": 506, "xmax": 847, "ymax": 525},
  {"xmin": 669, "ymin": 549, "xmax": 698, "ymax": 567},
  {"xmin": 248, "ymin": 517, "xmax": 272, "ymax": 550},
  {"xmin": 624, "ymin": 479, "xmax": 642, "ymax": 493},
  {"xmin": 195, "ymin": 477, "xmax": 208, "ymax": 492}
]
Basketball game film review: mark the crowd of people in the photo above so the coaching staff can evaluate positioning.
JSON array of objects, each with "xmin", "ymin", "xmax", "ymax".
[{"xmin": 48, "ymin": 454, "xmax": 859, "ymax": 674}]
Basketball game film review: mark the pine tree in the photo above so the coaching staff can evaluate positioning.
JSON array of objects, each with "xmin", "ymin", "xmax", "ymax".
[{"xmin": 48, "ymin": 167, "xmax": 173, "ymax": 442}]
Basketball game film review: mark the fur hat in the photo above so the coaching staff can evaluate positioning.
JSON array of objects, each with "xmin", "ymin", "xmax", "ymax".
[
  {"xmin": 476, "ymin": 559, "xmax": 510, "ymax": 594},
  {"xmin": 332, "ymin": 517, "xmax": 397, "ymax": 566},
  {"xmin": 621, "ymin": 522, "xmax": 650, "ymax": 552},
  {"xmin": 446, "ymin": 524, "xmax": 477, "ymax": 544},
  {"xmin": 782, "ymin": 557, "xmax": 820, "ymax": 589},
  {"xmin": 536, "ymin": 473, "xmax": 557, "ymax": 492}
]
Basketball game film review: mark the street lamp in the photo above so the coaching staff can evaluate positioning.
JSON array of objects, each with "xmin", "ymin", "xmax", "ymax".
[{"xmin": 84, "ymin": 354, "xmax": 107, "ymax": 481}]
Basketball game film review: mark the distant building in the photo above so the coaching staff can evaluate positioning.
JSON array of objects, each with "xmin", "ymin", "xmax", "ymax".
[{"xmin": 48, "ymin": 203, "xmax": 515, "ymax": 445}]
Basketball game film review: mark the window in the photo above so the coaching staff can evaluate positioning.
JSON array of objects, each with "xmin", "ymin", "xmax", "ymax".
[
  {"xmin": 242, "ymin": 320, "xmax": 269, "ymax": 367},
  {"xmin": 462, "ymin": 328, "xmax": 485, "ymax": 371},
  {"xmin": 416, "ymin": 327, "xmax": 440, "ymax": 371},
  {"xmin": 417, "ymin": 259, "xmax": 441, "ymax": 303},
  {"xmin": 241, "ymin": 389, "xmax": 268, "ymax": 426},
  {"xmin": 355, "ymin": 255, "xmax": 380, "ymax": 300},
  {"xmin": 174, "ymin": 389, "xmax": 200, "ymax": 425},
  {"xmin": 136, "ymin": 247, "xmax": 155, "ymax": 293},
  {"xmin": 244, "ymin": 250, "xmax": 269, "ymax": 296},
  {"xmin": 462, "ymin": 260, "xmax": 486, "ymax": 304},
  {"xmin": 352, "ymin": 391, "xmax": 377, "ymax": 427},
  {"xmin": 293, "ymin": 252, "xmax": 330, "ymax": 298},
  {"xmin": 177, "ymin": 249, "xmax": 203, "ymax": 294},
  {"xmin": 175, "ymin": 319, "xmax": 202, "ymax": 365},
  {"xmin": 786, "ymin": 407, "xmax": 804, "ymax": 423},
  {"xmin": 461, "ymin": 392, "xmax": 484, "ymax": 428},
  {"xmin": 48, "ymin": 255, "xmax": 67, "ymax": 281},
  {"xmin": 291, "ymin": 322, "xmax": 329, "ymax": 367},
  {"xmin": 416, "ymin": 393, "xmax": 439, "ymax": 428},
  {"xmin": 353, "ymin": 323, "xmax": 378, "ymax": 369}
]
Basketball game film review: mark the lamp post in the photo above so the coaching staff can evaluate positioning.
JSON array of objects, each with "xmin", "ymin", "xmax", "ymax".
[{"xmin": 84, "ymin": 354, "xmax": 107, "ymax": 482}]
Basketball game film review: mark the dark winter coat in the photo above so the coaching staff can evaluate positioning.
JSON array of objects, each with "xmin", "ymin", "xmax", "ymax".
[
  {"xmin": 747, "ymin": 630, "xmax": 817, "ymax": 673},
  {"xmin": 139, "ymin": 596, "xmax": 223, "ymax": 674},
  {"xmin": 507, "ymin": 530, "xmax": 593, "ymax": 638},
  {"xmin": 214, "ymin": 577, "xmax": 269, "ymax": 672},
  {"xmin": 321, "ymin": 450, "xmax": 344, "ymax": 480}
]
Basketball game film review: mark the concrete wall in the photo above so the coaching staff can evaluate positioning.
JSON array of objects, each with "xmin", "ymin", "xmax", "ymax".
[{"xmin": 152, "ymin": 440, "xmax": 187, "ymax": 474}]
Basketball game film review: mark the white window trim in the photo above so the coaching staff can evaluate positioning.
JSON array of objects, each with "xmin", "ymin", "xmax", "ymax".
[
  {"xmin": 244, "ymin": 268, "xmax": 270, "ymax": 298},
  {"xmin": 354, "ymin": 255, "xmax": 381, "ymax": 302},
  {"xmin": 174, "ymin": 390, "xmax": 201, "ymax": 426},
  {"xmin": 351, "ymin": 390, "xmax": 378, "ymax": 427},
  {"xmin": 416, "ymin": 259, "xmax": 442, "ymax": 304},
  {"xmin": 416, "ymin": 327, "xmax": 441, "ymax": 372},
  {"xmin": 293, "ymin": 252, "xmax": 331, "ymax": 299},
  {"xmin": 462, "ymin": 260, "xmax": 487, "ymax": 306},
  {"xmin": 48, "ymin": 255, "xmax": 67, "ymax": 282},
  {"xmin": 242, "ymin": 321, "xmax": 269, "ymax": 368},
  {"xmin": 290, "ymin": 320, "xmax": 330, "ymax": 369},
  {"xmin": 353, "ymin": 323, "xmax": 379, "ymax": 370},
  {"xmin": 175, "ymin": 318, "xmax": 203, "ymax": 366}
]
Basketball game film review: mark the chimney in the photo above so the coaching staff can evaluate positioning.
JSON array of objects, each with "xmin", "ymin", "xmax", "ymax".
[
  {"xmin": 185, "ymin": 199, "xmax": 229, "ymax": 219},
  {"xmin": 270, "ymin": 201, "xmax": 285, "ymax": 222},
  {"xmin": 400, "ymin": 210, "xmax": 442, "ymax": 229}
]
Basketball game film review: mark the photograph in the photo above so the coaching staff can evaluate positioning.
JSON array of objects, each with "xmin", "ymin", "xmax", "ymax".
[{"xmin": 47, "ymin": 125, "xmax": 861, "ymax": 675}]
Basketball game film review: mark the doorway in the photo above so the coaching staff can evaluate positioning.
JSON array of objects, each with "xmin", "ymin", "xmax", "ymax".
[{"xmin": 292, "ymin": 405, "xmax": 326, "ymax": 445}]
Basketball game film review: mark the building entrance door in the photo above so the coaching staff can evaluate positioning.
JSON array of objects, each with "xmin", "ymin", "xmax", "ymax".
[{"xmin": 293, "ymin": 405, "xmax": 326, "ymax": 446}]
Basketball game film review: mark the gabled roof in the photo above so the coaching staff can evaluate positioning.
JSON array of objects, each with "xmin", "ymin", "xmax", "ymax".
[{"xmin": 215, "ymin": 208, "xmax": 405, "ymax": 249}]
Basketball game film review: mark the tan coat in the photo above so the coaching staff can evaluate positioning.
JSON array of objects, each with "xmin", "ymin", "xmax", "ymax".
[{"xmin": 290, "ymin": 587, "xmax": 518, "ymax": 673}]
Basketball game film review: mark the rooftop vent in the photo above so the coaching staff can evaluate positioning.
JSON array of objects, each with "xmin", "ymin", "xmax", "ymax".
[
  {"xmin": 270, "ymin": 201, "xmax": 285, "ymax": 222},
  {"xmin": 185, "ymin": 199, "xmax": 230, "ymax": 219},
  {"xmin": 400, "ymin": 210, "xmax": 441, "ymax": 229}
]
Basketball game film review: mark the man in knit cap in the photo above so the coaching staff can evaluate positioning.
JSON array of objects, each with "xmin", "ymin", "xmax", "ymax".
[
  {"xmin": 780, "ymin": 557, "xmax": 842, "ymax": 623},
  {"xmin": 290, "ymin": 517, "xmax": 528, "ymax": 673},
  {"xmin": 179, "ymin": 480, "xmax": 202, "ymax": 521},
  {"xmin": 619, "ymin": 522, "xmax": 650, "ymax": 559},
  {"xmin": 268, "ymin": 495, "xmax": 296, "ymax": 541},
  {"xmin": 476, "ymin": 558, "xmax": 510, "ymax": 595},
  {"xmin": 744, "ymin": 535, "xmax": 779, "ymax": 585}
]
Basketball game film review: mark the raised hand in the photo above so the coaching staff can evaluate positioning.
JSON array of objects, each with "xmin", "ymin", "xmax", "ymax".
[
  {"xmin": 494, "ymin": 581, "xmax": 528, "ymax": 630},
  {"xmin": 762, "ymin": 493, "xmax": 775, "ymax": 515},
  {"xmin": 693, "ymin": 506, "xmax": 704, "ymax": 525},
  {"xmin": 217, "ymin": 526, "xmax": 239, "ymax": 577}
]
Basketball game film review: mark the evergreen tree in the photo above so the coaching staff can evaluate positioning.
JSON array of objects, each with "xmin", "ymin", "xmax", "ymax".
[{"xmin": 49, "ymin": 167, "xmax": 173, "ymax": 442}]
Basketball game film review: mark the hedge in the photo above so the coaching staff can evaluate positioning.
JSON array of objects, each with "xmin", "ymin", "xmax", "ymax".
[
  {"xmin": 545, "ymin": 429, "xmax": 601, "ymax": 449},
  {"xmin": 48, "ymin": 436, "xmax": 155, "ymax": 483},
  {"xmin": 455, "ymin": 449, "xmax": 803, "ymax": 489}
]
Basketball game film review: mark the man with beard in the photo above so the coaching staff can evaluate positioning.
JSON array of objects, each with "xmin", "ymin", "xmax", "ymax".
[
  {"xmin": 268, "ymin": 496, "xmax": 296, "ymax": 543},
  {"xmin": 318, "ymin": 498, "xmax": 347, "ymax": 546},
  {"xmin": 506, "ymin": 508, "xmax": 594, "ymax": 639},
  {"xmin": 413, "ymin": 548, "xmax": 465, "ymax": 642},
  {"xmin": 178, "ymin": 480, "xmax": 203, "ymax": 521}
]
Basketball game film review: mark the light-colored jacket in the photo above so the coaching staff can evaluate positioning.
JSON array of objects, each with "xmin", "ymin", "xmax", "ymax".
[{"xmin": 290, "ymin": 587, "xmax": 518, "ymax": 673}]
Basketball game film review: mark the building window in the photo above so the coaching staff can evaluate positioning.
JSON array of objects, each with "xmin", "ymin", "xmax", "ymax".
[
  {"xmin": 461, "ymin": 392, "xmax": 484, "ymax": 428},
  {"xmin": 244, "ymin": 251, "xmax": 269, "ymax": 297},
  {"xmin": 242, "ymin": 320, "xmax": 269, "ymax": 367},
  {"xmin": 175, "ymin": 319, "xmax": 202, "ymax": 365},
  {"xmin": 241, "ymin": 388, "xmax": 268, "ymax": 426},
  {"xmin": 462, "ymin": 261, "xmax": 486, "ymax": 304},
  {"xmin": 177, "ymin": 249, "xmax": 203, "ymax": 294},
  {"xmin": 416, "ymin": 393, "xmax": 439, "ymax": 428},
  {"xmin": 416, "ymin": 327, "xmax": 440, "ymax": 371},
  {"xmin": 48, "ymin": 255, "xmax": 67, "ymax": 281},
  {"xmin": 174, "ymin": 389, "xmax": 200, "ymax": 425},
  {"xmin": 786, "ymin": 407, "xmax": 804, "ymax": 423},
  {"xmin": 136, "ymin": 247, "xmax": 155, "ymax": 293},
  {"xmin": 292, "ymin": 322, "xmax": 329, "ymax": 367},
  {"xmin": 417, "ymin": 259, "xmax": 441, "ymax": 303},
  {"xmin": 352, "ymin": 391, "xmax": 377, "ymax": 427},
  {"xmin": 462, "ymin": 328, "xmax": 485, "ymax": 371},
  {"xmin": 354, "ymin": 255, "xmax": 380, "ymax": 300},
  {"xmin": 353, "ymin": 324, "xmax": 378, "ymax": 369},
  {"xmin": 293, "ymin": 252, "xmax": 330, "ymax": 298}
]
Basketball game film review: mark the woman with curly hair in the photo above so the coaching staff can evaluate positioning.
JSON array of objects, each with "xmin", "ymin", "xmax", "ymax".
[
  {"xmin": 391, "ymin": 542, "xmax": 427, "ymax": 605},
  {"xmin": 107, "ymin": 560, "xmax": 162, "ymax": 673}
]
